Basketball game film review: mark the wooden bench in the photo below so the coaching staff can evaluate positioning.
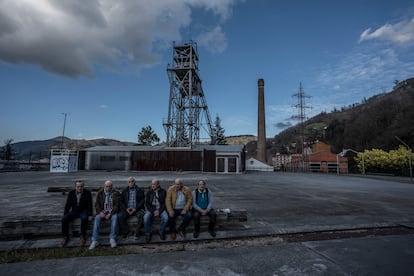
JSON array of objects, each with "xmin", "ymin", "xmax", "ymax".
[{"xmin": 0, "ymin": 208, "xmax": 247, "ymax": 240}]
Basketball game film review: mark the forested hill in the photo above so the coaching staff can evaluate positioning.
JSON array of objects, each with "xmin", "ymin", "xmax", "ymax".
[{"xmin": 270, "ymin": 78, "xmax": 414, "ymax": 155}]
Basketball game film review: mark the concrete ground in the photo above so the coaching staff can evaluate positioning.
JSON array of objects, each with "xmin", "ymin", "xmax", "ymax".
[{"xmin": 0, "ymin": 171, "xmax": 414, "ymax": 275}]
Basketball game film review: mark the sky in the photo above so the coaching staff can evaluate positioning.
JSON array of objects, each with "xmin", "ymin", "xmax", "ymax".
[{"xmin": 1, "ymin": 0, "xmax": 414, "ymax": 144}]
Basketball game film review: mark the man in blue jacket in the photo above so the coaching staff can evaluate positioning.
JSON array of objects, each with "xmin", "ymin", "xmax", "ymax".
[{"xmin": 192, "ymin": 180, "xmax": 216, "ymax": 238}]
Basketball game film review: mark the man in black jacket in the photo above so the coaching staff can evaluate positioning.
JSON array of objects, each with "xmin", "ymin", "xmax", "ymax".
[
  {"xmin": 61, "ymin": 180, "xmax": 93, "ymax": 247},
  {"xmin": 143, "ymin": 178, "xmax": 168, "ymax": 243},
  {"xmin": 118, "ymin": 177, "xmax": 145, "ymax": 239}
]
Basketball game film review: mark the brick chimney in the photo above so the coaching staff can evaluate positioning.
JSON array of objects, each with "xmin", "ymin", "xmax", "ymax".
[{"xmin": 257, "ymin": 78, "xmax": 267, "ymax": 163}]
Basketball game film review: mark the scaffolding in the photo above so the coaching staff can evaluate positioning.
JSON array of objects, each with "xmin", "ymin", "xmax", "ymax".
[{"xmin": 163, "ymin": 41, "xmax": 214, "ymax": 147}]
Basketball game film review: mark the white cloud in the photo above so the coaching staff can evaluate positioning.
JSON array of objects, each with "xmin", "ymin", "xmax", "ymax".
[
  {"xmin": 99, "ymin": 104, "xmax": 108, "ymax": 109},
  {"xmin": 359, "ymin": 18, "xmax": 414, "ymax": 45},
  {"xmin": 196, "ymin": 25, "xmax": 227, "ymax": 54},
  {"xmin": 0, "ymin": 0, "xmax": 239, "ymax": 78}
]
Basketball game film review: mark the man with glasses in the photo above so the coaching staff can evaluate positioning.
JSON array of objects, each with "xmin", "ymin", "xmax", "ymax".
[
  {"xmin": 118, "ymin": 177, "xmax": 145, "ymax": 240},
  {"xmin": 61, "ymin": 180, "xmax": 93, "ymax": 247},
  {"xmin": 89, "ymin": 180, "xmax": 120, "ymax": 250}
]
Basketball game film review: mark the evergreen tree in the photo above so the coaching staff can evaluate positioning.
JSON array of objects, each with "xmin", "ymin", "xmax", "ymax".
[
  {"xmin": 212, "ymin": 115, "xmax": 227, "ymax": 145},
  {"xmin": 2, "ymin": 139, "xmax": 14, "ymax": 161},
  {"xmin": 137, "ymin": 126, "xmax": 160, "ymax": 146}
]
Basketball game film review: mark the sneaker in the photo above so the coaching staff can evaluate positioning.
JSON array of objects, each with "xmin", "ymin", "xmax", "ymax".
[
  {"xmin": 178, "ymin": 229, "xmax": 185, "ymax": 238},
  {"xmin": 61, "ymin": 237, "xmax": 69, "ymax": 248},
  {"xmin": 145, "ymin": 235, "xmax": 151, "ymax": 243},
  {"xmin": 170, "ymin": 233, "xmax": 176, "ymax": 241},
  {"xmin": 109, "ymin": 238, "xmax": 117, "ymax": 248},
  {"xmin": 134, "ymin": 234, "xmax": 140, "ymax": 240},
  {"xmin": 122, "ymin": 231, "xmax": 130, "ymax": 239},
  {"xmin": 209, "ymin": 230, "xmax": 216, "ymax": 238},
  {"xmin": 193, "ymin": 232, "xmax": 199, "ymax": 239},
  {"xmin": 88, "ymin": 240, "xmax": 98, "ymax": 250},
  {"xmin": 80, "ymin": 236, "xmax": 86, "ymax": 247},
  {"xmin": 159, "ymin": 231, "xmax": 166, "ymax": 240}
]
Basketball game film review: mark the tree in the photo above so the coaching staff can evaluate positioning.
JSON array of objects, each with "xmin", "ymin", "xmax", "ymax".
[
  {"xmin": 3, "ymin": 139, "xmax": 14, "ymax": 161},
  {"xmin": 137, "ymin": 126, "xmax": 160, "ymax": 146},
  {"xmin": 211, "ymin": 115, "xmax": 227, "ymax": 145}
]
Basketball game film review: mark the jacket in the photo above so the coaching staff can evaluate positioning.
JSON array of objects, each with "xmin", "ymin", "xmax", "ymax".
[
  {"xmin": 145, "ymin": 187, "xmax": 167, "ymax": 213},
  {"xmin": 166, "ymin": 185, "xmax": 192, "ymax": 213},
  {"xmin": 192, "ymin": 188, "xmax": 214, "ymax": 212},
  {"xmin": 120, "ymin": 185, "xmax": 145, "ymax": 211},
  {"xmin": 95, "ymin": 188, "xmax": 120, "ymax": 214},
  {"xmin": 64, "ymin": 189, "xmax": 93, "ymax": 216}
]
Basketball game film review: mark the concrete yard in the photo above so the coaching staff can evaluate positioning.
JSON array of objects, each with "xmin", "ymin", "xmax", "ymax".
[{"xmin": 0, "ymin": 170, "xmax": 414, "ymax": 275}]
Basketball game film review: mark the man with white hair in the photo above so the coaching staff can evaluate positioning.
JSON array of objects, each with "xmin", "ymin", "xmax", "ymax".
[{"xmin": 89, "ymin": 180, "xmax": 120, "ymax": 250}]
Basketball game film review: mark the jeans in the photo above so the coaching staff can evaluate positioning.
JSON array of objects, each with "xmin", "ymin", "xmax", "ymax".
[
  {"xmin": 118, "ymin": 209, "xmax": 145, "ymax": 236},
  {"xmin": 143, "ymin": 210, "xmax": 168, "ymax": 236},
  {"xmin": 91, "ymin": 213, "xmax": 118, "ymax": 241},
  {"xmin": 62, "ymin": 209, "xmax": 89, "ymax": 238},
  {"xmin": 168, "ymin": 209, "xmax": 192, "ymax": 233},
  {"xmin": 193, "ymin": 209, "xmax": 216, "ymax": 232}
]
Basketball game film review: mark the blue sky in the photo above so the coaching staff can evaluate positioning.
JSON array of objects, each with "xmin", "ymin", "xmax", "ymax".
[{"xmin": 1, "ymin": 0, "xmax": 414, "ymax": 144}]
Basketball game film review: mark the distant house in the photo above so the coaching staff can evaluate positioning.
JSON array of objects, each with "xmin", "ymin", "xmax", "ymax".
[
  {"xmin": 271, "ymin": 142, "xmax": 348, "ymax": 173},
  {"xmin": 79, "ymin": 145, "xmax": 245, "ymax": 173}
]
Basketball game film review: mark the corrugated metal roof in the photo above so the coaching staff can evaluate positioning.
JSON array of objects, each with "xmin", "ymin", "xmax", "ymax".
[{"xmin": 83, "ymin": 144, "xmax": 245, "ymax": 152}]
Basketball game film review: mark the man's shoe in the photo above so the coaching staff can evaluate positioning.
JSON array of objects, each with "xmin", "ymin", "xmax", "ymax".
[
  {"xmin": 170, "ymin": 233, "xmax": 176, "ymax": 240},
  {"xmin": 61, "ymin": 237, "xmax": 69, "ymax": 248},
  {"xmin": 134, "ymin": 234, "xmax": 140, "ymax": 240},
  {"xmin": 193, "ymin": 232, "xmax": 199, "ymax": 239},
  {"xmin": 159, "ymin": 231, "xmax": 166, "ymax": 240},
  {"xmin": 209, "ymin": 230, "xmax": 216, "ymax": 238},
  {"xmin": 178, "ymin": 229, "xmax": 185, "ymax": 238},
  {"xmin": 80, "ymin": 236, "xmax": 86, "ymax": 247},
  {"xmin": 88, "ymin": 240, "xmax": 98, "ymax": 250},
  {"xmin": 145, "ymin": 235, "xmax": 151, "ymax": 243},
  {"xmin": 109, "ymin": 238, "xmax": 117, "ymax": 248},
  {"xmin": 122, "ymin": 231, "xmax": 130, "ymax": 239}
]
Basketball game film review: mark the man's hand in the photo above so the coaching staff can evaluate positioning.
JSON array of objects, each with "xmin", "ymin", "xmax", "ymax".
[
  {"xmin": 127, "ymin": 208, "xmax": 136, "ymax": 215},
  {"xmin": 180, "ymin": 210, "xmax": 186, "ymax": 215},
  {"xmin": 99, "ymin": 212, "xmax": 106, "ymax": 218},
  {"xmin": 169, "ymin": 211, "xmax": 175, "ymax": 217},
  {"xmin": 105, "ymin": 213, "xmax": 111, "ymax": 220},
  {"xmin": 154, "ymin": 210, "xmax": 159, "ymax": 217},
  {"xmin": 88, "ymin": 216, "xmax": 93, "ymax": 221},
  {"xmin": 201, "ymin": 210, "xmax": 208, "ymax": 216}
]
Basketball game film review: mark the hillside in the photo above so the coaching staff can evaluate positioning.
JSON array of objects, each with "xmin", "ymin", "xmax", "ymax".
[
  {"xmin": 6, "ymin": 136, "xmax": 137, "ymax": 160},
  {"xmin": 271, "ymin": 77, "xmax": 414, "ymax": 155}
]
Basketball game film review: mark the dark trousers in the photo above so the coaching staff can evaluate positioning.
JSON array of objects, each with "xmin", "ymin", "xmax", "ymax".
[
  {"xmin": 118, "ymin": 209, "xmax": 145, "ymax": 235},
  {"xmin": 193, "ymin": 209, "xmax": 216, "ymax": 232},
  {"xmin": 168, "ymin": 209, "xmax": 192, "ymax": 233},
  {"xmin": 62, "ymin": 209, "xmax": 89, "ymax": 238}
]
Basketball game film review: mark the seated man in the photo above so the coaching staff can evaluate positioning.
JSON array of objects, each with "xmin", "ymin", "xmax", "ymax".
[
  {"xmin": 192, "ymin": 180, "xmax": 217, "ymax": 238},
  {"xmin": 143, "ymin": 179, "xmax": 168, "ymax": 243},
  {"xmin": 166, "ymin": 178, "xmax": 192, "ymax": 240},
  {"xmin": 61, "ymin": 180, "xmax": 93, "ymax": 247},
  {"xmin": 89, "ymin": 180, "xmax": 120, "ymax": 250},
  {"xmin": 118, "ymin": 177, "xmax": 145, "ymax": 240}
]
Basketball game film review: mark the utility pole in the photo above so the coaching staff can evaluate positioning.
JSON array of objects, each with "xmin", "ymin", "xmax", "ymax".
[
  {"xmin": 61, "ymin": 113, "xmax": 67, "ymax": 150},
  {"xmin": 292, "ymin": 82, "xmax": 311, "ymax": 172}
]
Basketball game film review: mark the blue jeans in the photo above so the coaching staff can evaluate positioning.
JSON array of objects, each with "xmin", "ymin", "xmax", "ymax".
[
  {"xmin": 91, "ymin": 213, "xmax": 118, "ymax": 241},
  {"xmin": 168, "ymin": 209, "xmax": 192, "ymax": 233},
  {"xmin": 143, "ymin": 210, "xmax": 168, "ymax": 236}
]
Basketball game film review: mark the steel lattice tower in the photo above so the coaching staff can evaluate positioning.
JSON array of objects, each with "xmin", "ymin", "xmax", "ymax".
[{"xmin": 163, "ymin": 41, "xmax": 214, "ymax": 147}]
